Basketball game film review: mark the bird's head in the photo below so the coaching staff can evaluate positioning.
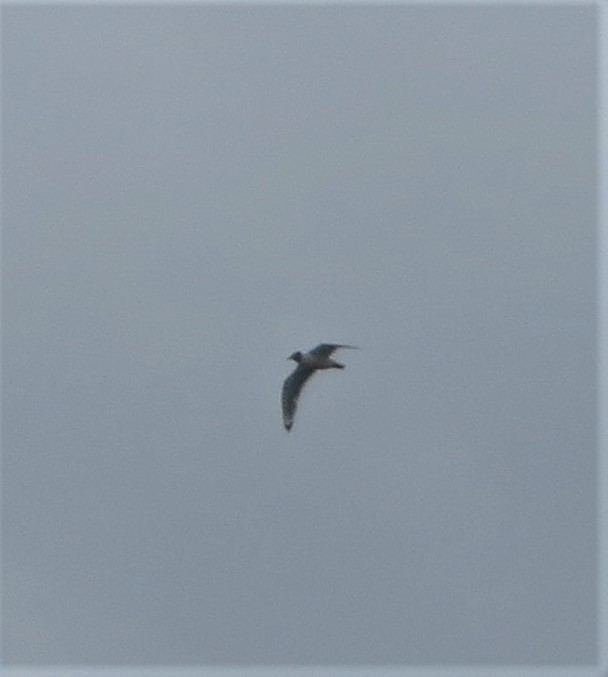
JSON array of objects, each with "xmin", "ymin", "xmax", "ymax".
[{"xmin": 288, "ymin": 351, "xmax": 303, "ymax": 363}]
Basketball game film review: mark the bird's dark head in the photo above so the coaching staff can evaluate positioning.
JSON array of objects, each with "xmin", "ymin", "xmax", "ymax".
[{"xmin": 288, "ymin": 351, "xmax": 303, "ymax": 363}]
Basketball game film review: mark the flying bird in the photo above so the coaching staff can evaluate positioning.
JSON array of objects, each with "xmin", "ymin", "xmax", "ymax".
[{"xmin": 281, "ymin": 343, "xmax": 358, "ymax": 431}]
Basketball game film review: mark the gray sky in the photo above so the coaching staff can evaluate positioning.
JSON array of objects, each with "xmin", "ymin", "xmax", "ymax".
[{"xmin": 1, "ymin": 3, "xmax": 600, "ymax": 671}]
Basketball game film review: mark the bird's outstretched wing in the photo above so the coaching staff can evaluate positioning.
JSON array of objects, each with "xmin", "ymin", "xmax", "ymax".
[
  {"xmin": 308, "ymin": 343, "xmax": 358, "ymax": 359},
  {"xmin": 282, "ymin": 364, "xmax": 315, "ymax": 431}
]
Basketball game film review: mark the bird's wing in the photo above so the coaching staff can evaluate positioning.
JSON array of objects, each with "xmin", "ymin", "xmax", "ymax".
[
  {"xmin": 308, "ymin": 343, "xmax": 358, "ymax": 359},
  {"xmin": 282, "ymin": 364, "xmax": 315, "ymax": 431}
]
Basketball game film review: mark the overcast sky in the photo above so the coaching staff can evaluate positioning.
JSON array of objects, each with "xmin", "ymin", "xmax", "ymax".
[{"xmin": 1, "ymin": 3, "xmax": 600, "ymax": 673}]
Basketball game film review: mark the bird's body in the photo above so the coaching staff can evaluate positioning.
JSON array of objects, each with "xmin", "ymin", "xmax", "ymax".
[{"xmin": 281, "ymin": 343, "xmax": 357, "ymax": 431}]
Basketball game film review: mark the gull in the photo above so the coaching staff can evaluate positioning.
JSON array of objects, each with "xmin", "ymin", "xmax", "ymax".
[{"xmin": 281, "ymin": 343, "xmax": 358, "ymax": 431}]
